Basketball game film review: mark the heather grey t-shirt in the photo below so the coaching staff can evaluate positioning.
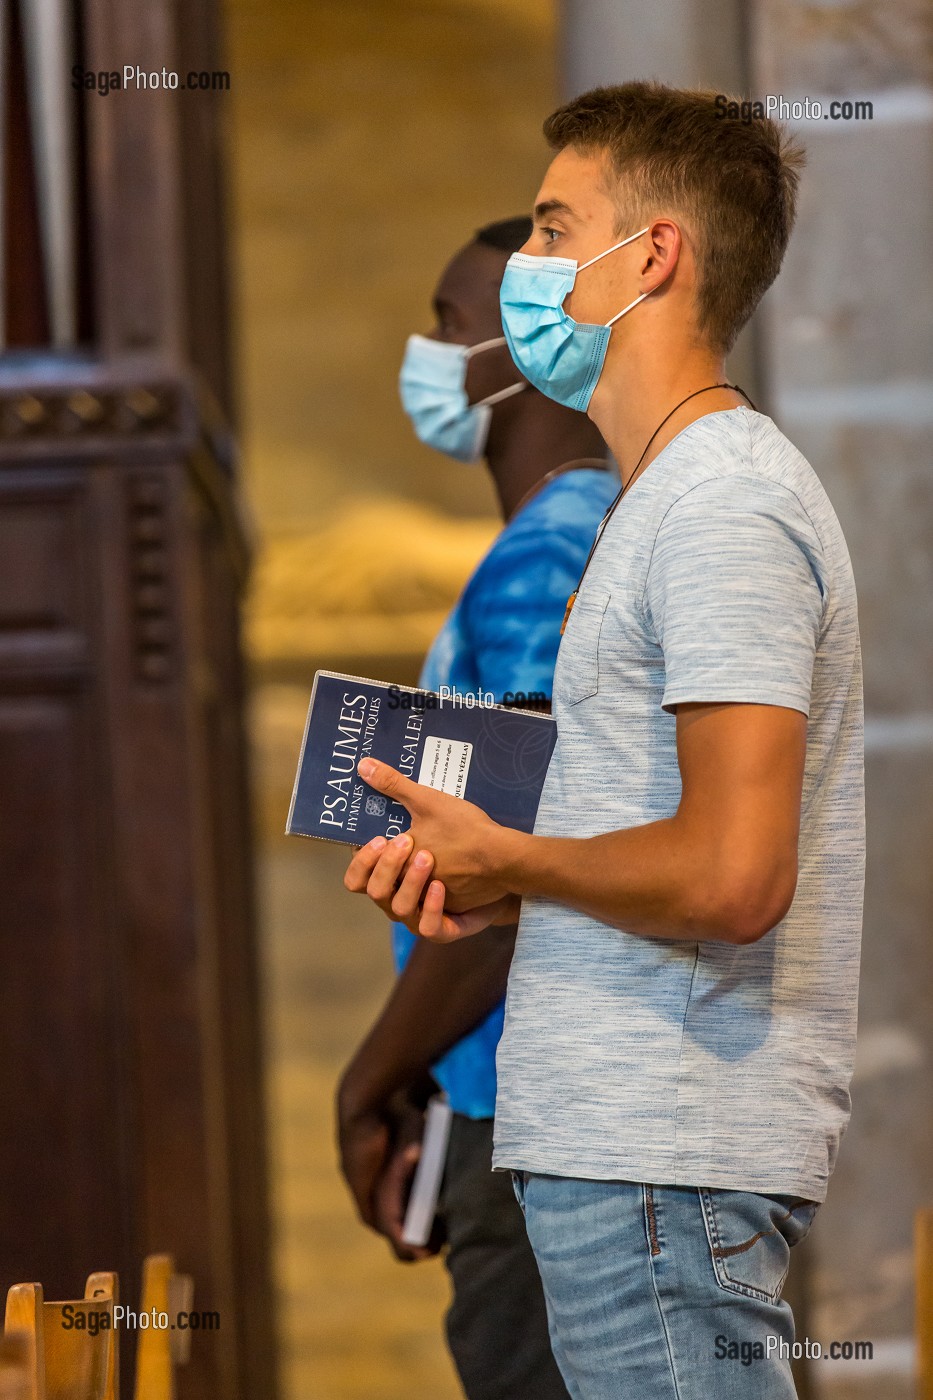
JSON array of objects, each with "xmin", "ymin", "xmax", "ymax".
[{"xmin": 493, "ymin": 406, "xmax": 864, "ymax": 1203}]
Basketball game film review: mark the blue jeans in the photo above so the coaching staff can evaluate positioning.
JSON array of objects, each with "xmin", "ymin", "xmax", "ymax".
[{"xmin": 511, "ymin": 1174, "xmax": 819, "ymax": 1400}]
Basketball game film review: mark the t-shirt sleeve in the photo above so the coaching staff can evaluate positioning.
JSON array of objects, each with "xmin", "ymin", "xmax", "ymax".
[
  {"xmin": 643, "ymin": 475, "xmax": 827, "ymax": 716},
  {"xmin": 461, "ymin": 524, "xmax": 587, "ymax": 703}
]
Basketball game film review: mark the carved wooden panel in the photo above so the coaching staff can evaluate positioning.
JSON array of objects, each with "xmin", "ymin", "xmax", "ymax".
[
  {"xmin": 0, "ymin": 469, "xmax": 129, "ymax": 1297},
  {"xmin": 0, "ymin": 368, "xmax": 274, "ymax": 1400}
]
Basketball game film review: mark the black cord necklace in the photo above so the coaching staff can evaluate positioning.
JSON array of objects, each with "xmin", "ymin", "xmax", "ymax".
[{"xmin": 560, "ymin": 383, "xmax": 757, "ymax": 634}]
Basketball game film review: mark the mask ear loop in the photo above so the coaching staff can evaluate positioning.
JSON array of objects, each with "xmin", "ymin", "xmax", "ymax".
[
  {"xmin": 465, "ymin": 335, "xmax": 527, "ymax": 407},
  {"xmin": 577, "ymin": 226, "xmax": 650, "ymax": 273},
  {"xmin": 465, "ymin": 335, "xmax": 508, "ymax": 356},
  {"xmin": 574, "ymin": 226, "xmax": 655, "ymax": 327},
  {"xmin": 603, "ymin": 228, "xmax": 679, "ymax": 328},
  {"xmin": 477, "ymin": 381, "xmax": 527, "ymax": 408},
  {"xmin": 605, "ymin": 291, "xmax": 652, "ymax": 326}
]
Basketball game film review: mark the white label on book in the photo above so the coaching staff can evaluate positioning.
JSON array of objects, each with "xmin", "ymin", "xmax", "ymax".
[{"xmin": 418, "ymin": 737, "xmax": 472, "ymax": 798}]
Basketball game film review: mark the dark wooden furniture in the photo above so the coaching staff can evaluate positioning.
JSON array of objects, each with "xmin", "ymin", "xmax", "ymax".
[
  {"xmin": 1, "ymin": 0, "xmax": 276, "ymax": 1396},
  {"xmin": 0, "ymin": 359, "xmax": 276, "ymax": 1400},
  {"xmin": 5, "ymin": 1271, "xmax": 119, "ymax": 1400}
]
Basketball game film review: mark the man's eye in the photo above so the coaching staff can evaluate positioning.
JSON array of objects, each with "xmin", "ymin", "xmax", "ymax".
[{"xmin": 541, "ymin": 227, "xmax": 560, "ymax": 243}]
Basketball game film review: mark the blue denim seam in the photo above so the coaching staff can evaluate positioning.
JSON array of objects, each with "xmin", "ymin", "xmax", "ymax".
[
  {"xmin": 644, "ymin": 1185, "xmax": 662, "ymax": 1257},
  {"xmin": 642, "ymin": 1185, "xmax": 684, "ymax": 1400}
]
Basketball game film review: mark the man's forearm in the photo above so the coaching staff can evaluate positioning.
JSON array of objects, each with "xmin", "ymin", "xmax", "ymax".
[
  {"xmin": 338, "ymin": 923, "xmax": 516, "ymax": 1112},
  {"xmin": 353, "ymin": 703, "xmax": 805, "ymax": 948},
  {"xmin": 495, "ymin": 814, "xmax": 795, "ymax": 946}
]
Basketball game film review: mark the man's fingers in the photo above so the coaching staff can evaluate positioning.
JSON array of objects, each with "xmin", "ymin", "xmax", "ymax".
[
  {"xmin": 448, "ymin": 895, "xmax": 520, "ymax": 938},
  {"xmin": 391, "ymin": 850, "xmax": 435, "ymax": 920},
  {"xmin": 376, "ymin": 1142, "xmax": 434, "ymax": 1263},
  {"xmin": 344, "ymin": 832, "xmax": 416, "ymax": 903},
  {"xmin": 366, "ymin": 833, "xmax": 414, "ymax": 904},
  {"xmin": 416, "ymin": 888, "xmax": 519, "ymax": 944},
  {"xmin": 344, "ymin": 836, "xmax": 389, "ymax": 893},
  {"xmin": 358, "ymin": 757, "xmax": 423, "ymax": 813},
  {"xmin": 340, "ymin": 1120, "xmax": 391, "ymax": 1229},
  {"xmin": 414, "ymin": 880, "xmax": 458, "ymax": 943},
  {"xmin": 344, "ymin": 1152, "xmax": 384, "ymax": 1228}
]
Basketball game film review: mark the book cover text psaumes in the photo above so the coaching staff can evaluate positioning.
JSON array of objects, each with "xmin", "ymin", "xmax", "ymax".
[{"xmin": 287, "ymin": 672, "xmax": 557, "ymax": 847}]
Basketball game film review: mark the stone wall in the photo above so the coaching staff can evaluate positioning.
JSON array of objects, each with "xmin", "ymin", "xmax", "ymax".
[{"xmin": 752, "ymin": 4, "xmax": 933, "ymax": 1395}]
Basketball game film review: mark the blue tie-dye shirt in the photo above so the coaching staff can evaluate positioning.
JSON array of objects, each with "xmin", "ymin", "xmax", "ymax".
[{"xmin": 392, "ymin": 466, "xmax": 619, "ymax": 1118}]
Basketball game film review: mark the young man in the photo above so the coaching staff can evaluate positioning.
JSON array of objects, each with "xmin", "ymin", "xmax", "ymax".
[
  {"xmin": 344, "ymin": 84, "xmax": 865, "ymax": 1400},
  {"xmin": 336, "ymin": 216, "xmax": 616, "ymax": 1400}
]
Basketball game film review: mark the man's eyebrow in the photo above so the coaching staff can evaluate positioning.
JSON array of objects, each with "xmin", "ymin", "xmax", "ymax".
[{"xmin": 533, "ymin": 198, "xmax": 576, "ymax": 222}]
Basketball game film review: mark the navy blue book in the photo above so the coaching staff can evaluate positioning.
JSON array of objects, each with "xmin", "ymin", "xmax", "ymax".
[{"xmin": 286, "ymin": 671, "xmax": 557, "ymax": 846}]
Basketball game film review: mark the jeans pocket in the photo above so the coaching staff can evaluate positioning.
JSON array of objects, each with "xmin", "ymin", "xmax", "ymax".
[
  {"xmin": 699, "ymin": 1188, "xmax": 820, "ymax": 1304},
  {"xmin": 557, "ymin": 585, "xmax": 611, "ymax": 706}
]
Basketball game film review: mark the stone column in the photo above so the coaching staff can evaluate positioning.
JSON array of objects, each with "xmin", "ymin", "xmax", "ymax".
[
  {"xmin": 751, "ymin": 7, "xmax": 933, "ymax": 1398},
  {"xmin": 558, "ymin": 0, "xmax": 761, "ymax": 394},
  {"xmin": 560, "ymin": 0, "xmax": 747, "ymax": 99}
]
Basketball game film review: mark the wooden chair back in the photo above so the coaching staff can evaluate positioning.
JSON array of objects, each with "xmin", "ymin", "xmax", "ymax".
[
  {"xmin": 0, "ymin": 1333, "xmax": 33, "ymax": 1400},
  {"xmin": 4, "ymin": 1274, "xmax": 118, "ymax": 1400},
  {"xmin": 133, "ymin": 1256, "xmax": 193, "ymax": 1400},
  {"xmin": 4, "ymin": 1286, "xmax": 45, "ymax": 1400}
]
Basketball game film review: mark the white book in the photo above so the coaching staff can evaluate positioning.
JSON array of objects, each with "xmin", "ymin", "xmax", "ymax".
[{"xmin": 401, "ymin": 1095, "xmax": 454, "ymax": 1247}]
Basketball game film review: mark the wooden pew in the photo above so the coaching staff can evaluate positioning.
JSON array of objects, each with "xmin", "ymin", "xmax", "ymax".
[
  {"xmin": 2, "ymin": 1287, "xmax": 44, "ymax": 1400},
  {"xmin": 0, "ymin": 1334, "xmax": 33, "ymax": 1400},
  {"xmin": 4, "ymin": 1274, "xmax": 118, "ymax": 1400},
  {"xmin": 133, "ymin": 1257, "xmax": 193, "ymax": 1400}
]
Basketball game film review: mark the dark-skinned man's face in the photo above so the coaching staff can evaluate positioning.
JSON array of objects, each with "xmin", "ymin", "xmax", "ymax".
[{"xmin": 428, "ymin": 240, "xmax": 523, "ymax": 405}]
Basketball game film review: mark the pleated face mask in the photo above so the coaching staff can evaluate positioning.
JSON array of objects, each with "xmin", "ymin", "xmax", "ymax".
[
  {"xmin": 399, "ymin": 334, "xmax": 525, "ymax": 463},
  {"xmin": 499, "ymin": 226, "xmax": 650, "ymax": 413}
]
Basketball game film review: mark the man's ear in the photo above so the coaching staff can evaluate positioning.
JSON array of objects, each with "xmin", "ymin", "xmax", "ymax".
[{"xmin": 641, "ymin": 219, "xmax": 682, "ymax": 292}]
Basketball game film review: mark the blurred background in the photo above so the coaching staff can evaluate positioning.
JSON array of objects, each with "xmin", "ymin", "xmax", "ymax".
[{"xmin": 1, "ymin": 0, "xmax": 931, "ymax": 1398}]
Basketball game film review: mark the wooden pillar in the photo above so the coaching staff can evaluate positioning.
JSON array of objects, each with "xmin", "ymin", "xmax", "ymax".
[{"xmin": 0, "ymin": 0, "xmax": 276, "ymax": 1394}]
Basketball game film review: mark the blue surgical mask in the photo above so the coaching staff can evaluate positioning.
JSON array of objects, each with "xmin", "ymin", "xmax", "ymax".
[
  {"xmin": 499, "ymin": 226, "xmax": 651, "ymax": 412},
  {"xmin": 399, "ymin": 333, "xmax": 525, "ymax": 463}
]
